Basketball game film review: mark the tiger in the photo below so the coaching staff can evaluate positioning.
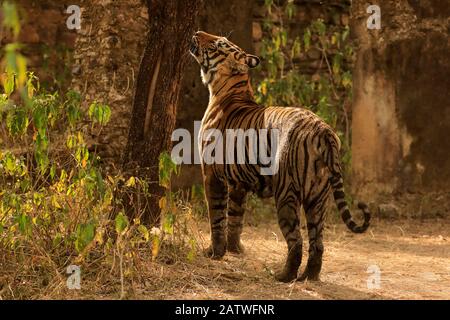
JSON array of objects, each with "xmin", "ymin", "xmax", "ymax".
[{"xmin": 189, "ymin": 31, "xmax": 371, "ymax": 282}]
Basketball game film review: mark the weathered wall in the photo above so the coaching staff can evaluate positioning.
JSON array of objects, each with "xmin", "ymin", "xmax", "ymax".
[
  {"xmin": 1, "ymin": 1, "xmax": 148, "ymax": 165},
  {"xmin": 351, "ymin": 0, "xmax": 450, "ymax": 217},
  {"xmin": 1, "ymin": 0, "xmax": 76, "ymax": 90}
]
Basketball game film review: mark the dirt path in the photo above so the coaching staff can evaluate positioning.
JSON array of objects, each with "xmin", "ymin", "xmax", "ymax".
[{"xmin": 163, "ymin": 218, "xmax": 450, "ymax": 300}]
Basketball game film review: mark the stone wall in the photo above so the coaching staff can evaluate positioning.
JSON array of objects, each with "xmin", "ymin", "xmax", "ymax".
[
  {"xmin": 351, "ymin": 0, "xmax": 450, "ymax": 218},
  {"xmin": 1, "ymin": 0, "xmax": 76, "ymax": 90},
  {"xmin": 1, "ymin": 1, "xmax": 148, "ymax": 166}
]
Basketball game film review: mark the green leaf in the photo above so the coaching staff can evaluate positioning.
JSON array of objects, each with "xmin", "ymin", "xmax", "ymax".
[
  {"xmin": 75, "ymin": 146, "xmax": 89, "ymax": 167},
  {"xmin": 75, "ymin": 222, "xmax": 96, "ymax": 253},
  {"xmin": 332, "ymin": 54, "xmax": 343, "ymax": 75},
  {"xmin": 342, "ymin": 71, "xmax": 352, "ymax": 88},
  {"xmin": 159, "ymin": 151, "xmax": 178, "ymax": 188},
  {"xmin": 50, "ymin": 164, "xmax": 56, "ymax": 180},
  {"xmin": 274, "ymin": 34, "xmax": 281, "ymax": 50},
  {"xmin": 16, "ymin": 54, "xmax": 27, "ymax": 87},
  {"xmin": 33, "ymin": 105, "xmax": 48, "ymax": 136},
  {"xmin": 303, "ymin": 28, "xmax": 311, "ymax": 51},
  {"xmin": 66, "ymin": 90, "xmax": 82, "ymax": 126},
  {"xmin": 17, "ymin": 213, "xmax": 32, "ymax": 236},
  {"xmin": 115, "ymin": 212, "xmax": 129, "ymax": 234},
  {"xmin": 312, "ymin": 19, "xmax": 326, "ymax": 36},
  {"xmin": 4, "ymin": 152, "xmax": 16, "ymax": 173},
  {"xmin": 280, "ymin": 30, "xmax": 287, "ymax": 47},
  {"xmin": 2, "ymin": 2, "xmax": 21, "ymax": 38},
  {"xmin": 66, "ymin": 134, "xmax": 77, "ymax": 149},
  {"xmin": 291, "ymin": 37, "xmax": 301, "ymax": 58},
  {"xmin": 6, "ymin": 109, "xmax": 29, "ymax": 136},
  {"xmin": 26, "ymin": 72, "xmax": 38, "ymax": 98},
  {"xmin": 3, "ymin": 70, "xmax": 15, "ymax": 96},
  {"xmin": 138, "ymin": 225, "xmax": 150, "ymax": 242},
  {"xmin": 125, "ymin": 176, "xmax": 136, "ymax": 187},
  {"xmin": 88, "ymin": 102, "xmax": 111, "ymax": 125},
  {"xmin": 342, "ymin": 26, "xmax": 350, "ymax": 42},
  {"xmin": 162, "ymin": 213, "xmax": 174, "ymax": 235},
  {"xmin": 264, "ymin": 0, "xmax": 273, "ymax": 12},
  {"xmin": 285, "ymin": 1, "xmax": 295, "ymax": 20}
]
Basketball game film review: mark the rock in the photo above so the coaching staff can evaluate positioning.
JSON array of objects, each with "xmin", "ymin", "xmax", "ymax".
[
  {"xmin": 71, "ymin": 65, "xmax": 81, "ymax": 76},
  {"xmin": 253, "ymin": 5, "xmax": 266, "ymax": 18},
  {"xmin": 42, "ymin": 9, "xmax": 62, "ymax": 25},
  {"xmin": 341, "ymin": 13, "xmax": 350, "ymax": 26},
  {"xmin": 140, "ymin": 7, "xmax": 148, "ymax": 20},
  {"xmin": 253, "ymin": 41, "xmax": 262, "ymax": 56},
  {"xmin": 378, "ymin": 203, "xmax": 401, "ymax": 218},
  {"xmin": 306, "ymin": 48, "xmax": 321, "ymax": 60},
  {"xmin": 295, "ymin": 7, "xmax": 307, "ymax": 22},
  {"xmin": 252, "ymin": 22, "xmax": 263, "ymax": 42},
  {"xmin": 27, "ymin": 55, "xmax": 43, "ymax": 68},
  {"xmin": 57, "ymin": 31, "xmax": 78, "ymax": 48},
  {"xmin": 20, "ymin": 25, "xmax": 40, "ymax": 43}
]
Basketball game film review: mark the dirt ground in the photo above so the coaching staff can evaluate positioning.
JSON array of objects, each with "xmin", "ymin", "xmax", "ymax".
[
  {"xmin": 151, "ymin": 217, "xmax": 450, "ymax": 300},
  {"xmin": 39, "ymin": 216, "xmax": 450, "ymax": 300}
]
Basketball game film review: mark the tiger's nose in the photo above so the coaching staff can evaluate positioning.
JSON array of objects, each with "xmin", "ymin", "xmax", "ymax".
[{"xmin": 194, "ymin": 31, "xmax": 216, "ymax": 41}]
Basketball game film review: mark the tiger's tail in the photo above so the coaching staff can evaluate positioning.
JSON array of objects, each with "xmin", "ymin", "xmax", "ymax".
[{"xmin": 324, "ymin": 131, "xmax": 371, "ymax": 233}]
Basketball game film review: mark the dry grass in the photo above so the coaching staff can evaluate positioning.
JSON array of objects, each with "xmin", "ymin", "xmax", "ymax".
[{"xmin": 1, "ymin": 210, "xmax": 449, "ymax": 300}]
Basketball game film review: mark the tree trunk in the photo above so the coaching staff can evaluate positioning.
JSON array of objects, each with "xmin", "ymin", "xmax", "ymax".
[{"xmin": 122, "ymin": 0, "xmax": 202, "ymax": 225}]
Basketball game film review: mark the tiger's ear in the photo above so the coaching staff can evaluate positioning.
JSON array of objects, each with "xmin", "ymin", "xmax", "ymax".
[{"xmin": 245, "ymin": 54, "xmax": 260, "ymax": 68}]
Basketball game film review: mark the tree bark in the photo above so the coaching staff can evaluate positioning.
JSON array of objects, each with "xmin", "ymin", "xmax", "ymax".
[{"xmin": 122, "ymin": 0, "xmax": 202, "ymax": 225}]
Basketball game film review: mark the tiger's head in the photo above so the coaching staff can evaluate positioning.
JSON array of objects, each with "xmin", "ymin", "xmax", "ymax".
[{"xmin": 189, "ymin": 31, "xmax": 260, "ymax": 86}]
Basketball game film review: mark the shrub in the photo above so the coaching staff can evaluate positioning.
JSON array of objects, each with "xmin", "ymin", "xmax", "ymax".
[{"xmin": 254, "ymin": 1, "xmax": 354, "ymax": 176}]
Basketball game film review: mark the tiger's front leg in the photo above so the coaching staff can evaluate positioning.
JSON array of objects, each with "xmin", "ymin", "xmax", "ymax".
[
  {"xmin": 204, "ymin": 174, "xmax": 228, "ymax": 259},
  {"xmin": 227, "ymin": 185, "xmax": 247, "ymax": 254}
]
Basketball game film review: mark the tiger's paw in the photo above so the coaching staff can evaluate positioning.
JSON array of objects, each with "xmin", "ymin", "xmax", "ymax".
[
  {"xmin": 204, "ymin": 245, "xmax": 226, "ymax": 260},
  {"xmin": 274, "ymin": 269, "xmax": 297, "ymax": 283},
  {"xmin": 297, "ymin": 271, "xmax": 320, "ymax": 282},
  {"xmin": 227, "ymin": 241, "xmax": 245, "ymax": 254}
]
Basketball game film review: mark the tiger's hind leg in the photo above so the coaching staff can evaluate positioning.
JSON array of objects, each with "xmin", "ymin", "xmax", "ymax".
[
  {"xmin": 298, "ymin": 183, "xmax": 330, "ymax": 281},
  {"xmin": 274, "ymin": 190, "xmax": 302, "ymax": 283},
  {"xmin": 227, "ymin": 186, "xmax": 247, "ymax": 254},
  {"xmin": 204, "ymin": 174, "xmax": 228, "ymax": 259}
]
